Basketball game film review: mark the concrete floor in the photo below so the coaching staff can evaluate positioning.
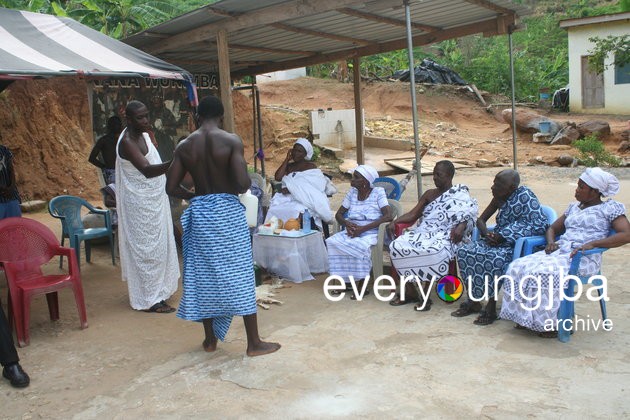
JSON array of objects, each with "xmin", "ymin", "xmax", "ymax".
[{"xmin": 2, "ymin": 166, "xmax": 629, "ymax": 418}]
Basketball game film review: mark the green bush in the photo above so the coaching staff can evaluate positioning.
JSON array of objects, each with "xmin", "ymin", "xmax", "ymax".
[
  {"xmin": 311, "ymin": 144, "xmax": 321, "ymax": 162},
  {"xmin": 573, "ymin": 135, "xmax": 621, "ymax": 167}
]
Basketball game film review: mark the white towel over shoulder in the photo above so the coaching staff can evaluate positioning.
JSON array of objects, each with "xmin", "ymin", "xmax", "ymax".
[{"xmin": 265, "ymin": 168, "xmax": 334, "ymax": 227}]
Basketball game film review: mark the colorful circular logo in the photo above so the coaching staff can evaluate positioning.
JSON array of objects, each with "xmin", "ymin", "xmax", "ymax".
[{"xmin": 436, "ymin": 275, "xmax": 463, "ymax": 302}]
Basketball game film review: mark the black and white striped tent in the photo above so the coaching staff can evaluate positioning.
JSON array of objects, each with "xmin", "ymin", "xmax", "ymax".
[{"xmin": 0, "ymin": 7, "xmax": 194, "ymax": 92}]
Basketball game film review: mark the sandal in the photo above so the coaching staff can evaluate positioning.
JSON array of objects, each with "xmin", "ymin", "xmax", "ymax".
[
  {"xmin": 330, "ymin": 286, "xmax": 352, "ymax": 297},
  {"xmin": 538, "ymin": 330, "xmax": 558, "ymax": 338},
  {"xmin": 450, "ymin": 301, "xmax": 482, "ymax": 317},
  {"xmin": 414, "ymin": 298, "xmax": 433, "ymax": 312},
  {"xmin": 473, "ymin": 310, "xmax": 498, "ymax": 325},
  {"xmin": 143, "ymin": 302, "xmax": 175, "ymax": 313},
  {"xmin": 389, "ymin": 294, "xmax": 414, "ymax": 306}
]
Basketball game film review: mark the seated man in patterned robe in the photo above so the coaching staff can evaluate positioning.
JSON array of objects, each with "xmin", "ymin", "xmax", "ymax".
[{"xmin": 389, "ymin": 160, "xmax": 478, "ymax": 312}]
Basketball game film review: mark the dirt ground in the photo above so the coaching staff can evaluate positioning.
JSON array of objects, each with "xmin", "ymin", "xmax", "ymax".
[
  {"xmin": 1, "ymin": 76, "xmax": 628, "ymax": 203},
  {"xmin": 1, "ymin": 166, "xmax": 629, "ymax": 418},
  {"xmin": 1, "ymin": 76, "xmax": 629, "ymax": 417}
]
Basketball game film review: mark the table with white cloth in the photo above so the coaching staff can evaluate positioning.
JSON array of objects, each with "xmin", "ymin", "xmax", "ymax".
[{"xmin": 252, "ymin": 231, "xmax": 329, "ymax": 283}]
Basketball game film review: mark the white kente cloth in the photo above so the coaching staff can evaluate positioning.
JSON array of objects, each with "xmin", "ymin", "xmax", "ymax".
[
  {"xmin": 389, "ymin": 184, "xmax": 478, "ymax": 282},
  {"xmin": 115, "ymin": 130, "xmax": 180, "ymax": 310},
  {"xmin": 265, "ymin": 169, "xmax": 334, "ymax": 228},
  {"xmin": 500, "ymin": 200, "xmax": 625, "ymax": 332},
  {"xmin": 326, "ymin": 187, "xmax": 389, "ymax": 282}
]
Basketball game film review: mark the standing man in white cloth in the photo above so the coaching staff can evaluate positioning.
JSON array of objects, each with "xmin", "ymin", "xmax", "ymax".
[{"xmin": 116, "ymin": 100, "xmax": 180, "ymax": 313}]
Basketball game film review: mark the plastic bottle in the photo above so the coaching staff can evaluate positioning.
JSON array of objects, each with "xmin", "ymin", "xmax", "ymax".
[
  {"xmin": 239, "ymin": 190, "xmax": 258, "ymax": 227},
  {"xmin": 302, "ymin": 208, "xmax": 312, "ymax": 233}
]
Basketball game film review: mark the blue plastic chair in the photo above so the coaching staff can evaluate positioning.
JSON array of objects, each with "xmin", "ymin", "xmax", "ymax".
[
  {"xmin": 48, "ymin": 195, "xmax": 115, "ymax": 269},
  {"xmin": 373, "ymin": 177, "xmax": 402, "ymax": 200},
  {"xmin": 471, "ymin": 205, "xmax": 557, "ymax": 260},
  {"xmin": 515, "ymin": 230, "xmax": 614, "ymax": 343},
  {"xmin": 557, "ymin": 246, "xmax": 610, "ymax": 343}
]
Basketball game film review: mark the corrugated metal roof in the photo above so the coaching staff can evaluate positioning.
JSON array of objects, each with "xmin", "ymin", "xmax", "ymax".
[{"xmin": 125, "ymin": 0, "xmax": 531, "ymax": 77}]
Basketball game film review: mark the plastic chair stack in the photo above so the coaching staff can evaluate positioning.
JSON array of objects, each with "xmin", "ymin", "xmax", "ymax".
[{"xmin": 0, "ymin": 217, "xmax": 88, "ymax": 347}]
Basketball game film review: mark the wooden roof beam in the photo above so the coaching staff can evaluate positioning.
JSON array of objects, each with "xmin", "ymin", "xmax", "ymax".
[
  {"xmin": 207, "ymin": 6, "xmax": 242, "ymax": 18},
  {"xmin": 140, "ymin": 32, "xmax": 170, "ymax": 39},
  {"xmin": 462, "ymin": 0, "xmax": 514, "ymax": 15},
  {"xmin": 228, "ymin": 43, "xmax": 314, "ymax": 55},
  {"xmin": 337, "ymin": 7, "xmax": 440, "ymax": 33},
  {"xmin": 232, "ymin": 15, "xmax": 514, "ymax": 78},
  {"xmin": 271, "ymin": 22, "xmax": 371, "ymax": 46},
  {"xmin": 165, "ymin": 58, "xmax": 215, "ymax": 66},
  {"xmin": 147, "ymin": 0, "xmax": 369, "ymax": 55}
]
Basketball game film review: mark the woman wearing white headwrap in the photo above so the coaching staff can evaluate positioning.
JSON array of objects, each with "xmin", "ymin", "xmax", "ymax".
[
  {"xmin": 266, "ymin": 138, "xmax": 335, "ymax": 230},
  {"xmin": 326, "ymin": 165, "xmax": 392, "ymax": 299},
  {"xmin": 501, "ymin": 168, "xmax": 630, "ymax": 337}
]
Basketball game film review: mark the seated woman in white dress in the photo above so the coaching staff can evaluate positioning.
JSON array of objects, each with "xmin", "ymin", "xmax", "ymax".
[
  {"xmin": 326, "ymin": 165, "xmax": 392, "ymax": 299},
  {"xmin": 265, "ymin": 138, "xmax": 335, "ymax": 232},
  {"xmin": 500, "ymin": 168, "xmax": 630, "ymax": 337}
]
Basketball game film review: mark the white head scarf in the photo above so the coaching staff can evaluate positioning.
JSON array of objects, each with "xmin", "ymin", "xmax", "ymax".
[
  {"xmin": 294, "ymin": 138, "xmax": 314, "ymax": 160},
  {"xmin": 354, "ymin": 164, "xmax": 379, "ymax": 187},
  {"xmin": 579, "ymin": 167, "xmax": 620, "ymax": 198}
]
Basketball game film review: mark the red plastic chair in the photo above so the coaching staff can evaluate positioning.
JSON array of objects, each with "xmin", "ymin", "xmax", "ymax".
[{"xmin": 0, "ymin": 217, "xmax": 87, "ymax": 347}]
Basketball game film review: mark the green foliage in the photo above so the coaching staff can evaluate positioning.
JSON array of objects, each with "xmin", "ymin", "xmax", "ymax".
[
  {"xmin": 587, "ymin": 35, "xmax": 630, "ymax": 74},
  {"xmin": 0, "ymin": 0, "xmax": 217, "ymax": 38},
  {"xmin": 308, "ymin": 0, "xmax": 624, "ymax": 101},
  {"xmin": 573, "ymin": 135, "xmax": 621, "ymax": 167},
  {"xmin": 311, "ymin": 144, "xmax": 321, "ymax": 162}
]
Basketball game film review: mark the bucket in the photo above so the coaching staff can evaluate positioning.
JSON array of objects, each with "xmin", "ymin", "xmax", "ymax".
[{"xmin": 539, "ymin": 121, "xmax": 551, "ymax": 134}]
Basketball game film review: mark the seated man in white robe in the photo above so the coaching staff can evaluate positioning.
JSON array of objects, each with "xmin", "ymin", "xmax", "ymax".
[{"xmin": 265, "ymin": 138, "xmax": 335, "ymax": 233}]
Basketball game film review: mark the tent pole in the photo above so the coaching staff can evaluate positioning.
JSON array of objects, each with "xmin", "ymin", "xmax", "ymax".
[
  {"xmin": 508, "ymin": 26, "xmax": 518, "ymax": 170},
  {"xmin": 254, "ymin": 85, "xmax": 266, "ymax": 179},
  {"xmin": 404, "ymin": 0, "xmax": 422, "ymax": 197},
  {"xmin": 251, "ymin": 84, "xmax": 258, "ymax": 173}
]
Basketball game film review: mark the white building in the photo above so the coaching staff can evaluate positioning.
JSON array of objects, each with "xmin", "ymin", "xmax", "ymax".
[
  {"xmin": 255, "ymin": 68, "xmax": 306, "ymax": 84},
  {"xmin": 560, "ymin": 12, "xmax": 630, "ymax": 114}
]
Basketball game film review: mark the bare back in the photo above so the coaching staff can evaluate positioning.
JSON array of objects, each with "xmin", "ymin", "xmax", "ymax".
[{"xmin": 176, "ymin": 125, "xmax": 250, "ymax": 196}]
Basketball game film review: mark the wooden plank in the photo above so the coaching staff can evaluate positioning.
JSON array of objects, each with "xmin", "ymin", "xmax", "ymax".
[
  {"xmin": 353, "ymin": 57, "xmax": 364, "ymax": 165},
  {"xmin": 469, "ymin": 84, "xmax": 487, "ymax": 106},
  {"xmin": 271, "ymin": 23, "xmax": 371, "ymax": 45},
  {"xmin": 384, "ymin": 156, "xmax": 470, "ymax": 174},
  {"xmin": 462, "ymin": 0, "xmax": 515, "ymax": 15},
  {"xmin": 227, "ymin": 42, "xmax": 313, "ymax": 55},
  {"xmin": 217, "ymin": 29, "xmax": 234, "ymax": 133},
  {"xmin": 337, "ymin": 7, "xmax": 440, "ymax": 32}
]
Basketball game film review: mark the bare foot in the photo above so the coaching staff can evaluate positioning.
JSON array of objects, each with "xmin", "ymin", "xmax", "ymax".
[
  {"xmin": 246, "ymin": 341, "xmax": 281, "ymax": 357},
  {"xmin": 202, "ymin": 337, "xmax": 218, "ymax": 352}
]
